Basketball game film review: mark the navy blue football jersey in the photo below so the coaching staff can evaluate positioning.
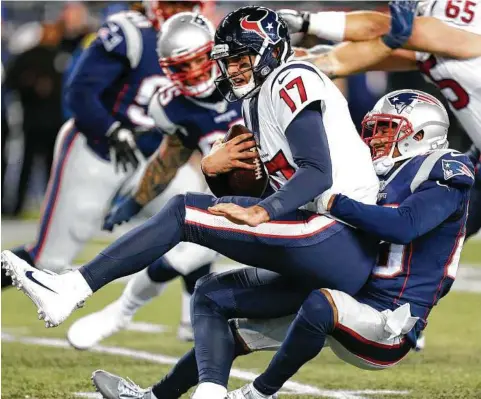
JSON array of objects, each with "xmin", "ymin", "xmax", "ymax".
[
  {"xmin": 358, "ymin": 149, "xmax": 474, "ymax": 343},
  {"xmin": 149, "ymin": 83, "xmax": 243, "ymax": 155},
  {"xmin": 66, "ymin": 10, "xmax": 167, "ymax": 159}
]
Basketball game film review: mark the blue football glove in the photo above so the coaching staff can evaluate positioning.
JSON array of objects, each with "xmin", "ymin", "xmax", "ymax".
[
  {"xmin": 382, "ymin": 1, "xmax": 418, "ymax": 49},
  {"xmin": 103, "ymin": 195, "xmax": 142, "ymax": 232}
]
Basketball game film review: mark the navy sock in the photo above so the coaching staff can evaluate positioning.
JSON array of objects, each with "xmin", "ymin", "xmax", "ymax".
[
  {"xmin": 151, "ymin": 321, "xmax": 249, "ymax": 399},
  {"xmin": 254, "ymin": 290, "xmax": 335, "ymax": 395},
  {"xmin": 182, "ymin": 263, "xmax": 212, "ymax": 295},
  {"xmin": 192, "ymin": 274, "xmax": 236, "ymax": 386},
  {"xmin": 79, "ymin": 195, "xmax": 186, "ymax": 292},
  {"xmin": 147, "ymin": 257, "xmax": 180, "ymax": 283},
  {"xmin": 152, "ymin": 348, "xmax": 198, "ymax": 399}
]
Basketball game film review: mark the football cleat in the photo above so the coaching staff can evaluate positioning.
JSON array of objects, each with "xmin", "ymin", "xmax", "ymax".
[
  {"xmin": 68, "ymin": 300, "xmax": 132, "ymax": 350},
  {"xmin": 1, "ymin": 250, "xmax": 90, "ymax": 327},
  {"xmin": 92, "ymin": 370, "xmax": 153, "ymax": 399},
  {"xmin": 228, "ymin": 383, "xmax": 278, "ymax": 399}
]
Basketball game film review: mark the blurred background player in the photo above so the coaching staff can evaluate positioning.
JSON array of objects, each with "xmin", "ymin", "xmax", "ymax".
[
  {"xmin": 3, "ymin": 2, "xmax": 90, "ymax": 216},
  {"xmin": 1, "ymin": 0, "xmax": 221, "ymax": 342},
  {"xmin": 282, "ymin": 0, "xmax": 481, "ymax": 241},
  {"xmin": 66, "ymin": 11, "xmax": 247, "ymax": 350}
]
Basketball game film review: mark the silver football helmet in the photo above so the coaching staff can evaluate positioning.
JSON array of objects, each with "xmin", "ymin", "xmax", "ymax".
[
  {"xmin": 361, "ymin": 89, "xmax": 449, "ymax": 176},
  {"xmin": 157, "ymin": 12, "xmax": 216, "ymax": 98}
]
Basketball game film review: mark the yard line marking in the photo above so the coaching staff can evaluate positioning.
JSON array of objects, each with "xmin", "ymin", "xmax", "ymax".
[
  {"xmin": 127, "ymin": 321, "xmax": 170, "ymax": 333},
  {"xmin": 2, "ymin": 332, "xmax": 409, "ymax": 399}
]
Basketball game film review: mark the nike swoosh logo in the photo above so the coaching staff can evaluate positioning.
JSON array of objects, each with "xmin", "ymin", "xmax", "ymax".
[
  {"xmin": 449, "ymin": 152, "xmax": 465, "ymax": 157},
  {"xmin": 25, "ymin": 271, "xmax": 58, "ymax": 294},
  {"xmin": 278, "ymin": 72, "xmax": 291, "ymax": 85}
]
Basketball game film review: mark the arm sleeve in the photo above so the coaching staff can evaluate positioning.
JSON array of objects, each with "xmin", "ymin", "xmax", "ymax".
[
  {"xmin": 258, "ymin": 102, "xmax": 333, "ymax": 219},
  {"xmin": 65, "ymin": 22, "xmax": 130, "ymax": 139},
  {"xmin": 330, "ymin": 180, "xmax": 467, "ymax": 244}
]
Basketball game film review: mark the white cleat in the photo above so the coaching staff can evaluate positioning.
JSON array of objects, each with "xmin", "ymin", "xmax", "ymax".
[
  {"xmin": 228, "ymin": 383, "xmax": 278, "ymax": 399},
  {"xmin": 1, "ymin": 250, "xmax": 90, "ymax": 327},
  {"xmin": 68, "ymin": 300, "xmax": 132, "ymax": 350}
]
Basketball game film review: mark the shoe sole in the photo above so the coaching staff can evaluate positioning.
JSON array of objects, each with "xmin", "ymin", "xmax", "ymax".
[
  {"xmin": 91, "ymin": 371, "xmax": 108, "ymax": 399},
  {"xmin": 1, "ymin": 251, "xmax": 55, "ymax": 328}
]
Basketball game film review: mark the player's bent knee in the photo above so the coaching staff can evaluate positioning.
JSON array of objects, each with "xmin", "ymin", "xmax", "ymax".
[
  {"xmin": 193, "ymin": 272, "xmax": 237, "ymax": 316},
  {"xmin": 297, "ymin": 290, "xmax": 336, "ymax": 335}
]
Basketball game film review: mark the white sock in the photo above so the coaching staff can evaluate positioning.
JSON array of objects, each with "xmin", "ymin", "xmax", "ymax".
[
  {"xmin": 192, "ymin": 382, "xmax": 227, "ymax": 399},
  {"xmin": 180, "ymin": 289, "xmax": 192, "ymax": 326},
  {"xmin": 70, "ymin": 270, "xmax": 93, "ymax": 300},
  {"xmin": 119, "ymin": 269, "xmax": 166, "ymax": 317}
]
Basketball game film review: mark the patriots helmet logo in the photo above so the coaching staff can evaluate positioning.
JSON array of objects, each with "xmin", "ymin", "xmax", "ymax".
[
  {"xmin": 387, "ymin": 91, "xmax": 439, "ymax": 114},
  {"xmin": 240, "ymin": 8, "xmax": 279, "ymax": 44},
  {"xmin": 442, "ymin": 159, "xmax": 475, "ymax": 181}
]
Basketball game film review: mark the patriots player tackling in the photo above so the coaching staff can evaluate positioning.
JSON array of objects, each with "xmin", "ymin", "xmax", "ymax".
[{"xmin": 225, "ymin": 89, "xmax": 474, "ymax": 399}]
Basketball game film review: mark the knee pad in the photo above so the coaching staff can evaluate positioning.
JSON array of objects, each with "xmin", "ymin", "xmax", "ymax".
[{"xmin": 298, "ymin": 290, "xmax": 335, "ymax": 335}]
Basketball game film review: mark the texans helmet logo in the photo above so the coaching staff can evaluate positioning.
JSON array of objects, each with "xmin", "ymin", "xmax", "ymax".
[
  {"xmin": 240, "ymin": 9, "xmax": 279, "ymax": 44},
  {"xmin": 387, "ymin": 92, "xmax": 439, "ymax": 114}
]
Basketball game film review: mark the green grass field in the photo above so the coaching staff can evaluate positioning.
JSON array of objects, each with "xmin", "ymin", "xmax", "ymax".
[{"xmin": 2, "ymin": 238, "xmax": 481, "ymax": 399}]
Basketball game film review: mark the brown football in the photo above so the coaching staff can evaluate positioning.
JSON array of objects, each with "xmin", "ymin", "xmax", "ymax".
[{"xmin": 224, "ymin": 124, "xmax": 268, "ymax": 197}]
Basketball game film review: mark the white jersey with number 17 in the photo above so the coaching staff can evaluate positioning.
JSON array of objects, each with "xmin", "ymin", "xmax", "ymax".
[{"xmin": 242, "ymin": 60, "xmax": 379, "ymax": 215}]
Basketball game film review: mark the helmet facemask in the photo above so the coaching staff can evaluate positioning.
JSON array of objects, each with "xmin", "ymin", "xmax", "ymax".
[
  {"xmin": 362, "ymin": 113, "xmax": 415, "ymax": 175},
  {"xmin": 212, "ymin": 43, "xmax": 285, "ymax": 102},
  {"xmin": 160, "ymin": 41, "xmax": 217, "ymax": 98}
]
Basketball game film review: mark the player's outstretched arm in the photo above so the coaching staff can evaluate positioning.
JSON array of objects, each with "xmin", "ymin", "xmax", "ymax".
[
  {"xmin": 405, "ymin": 16, "xmax": 481, "ymax": 58},
  {"xmin": 134, "ymin": 135, "xmax": 194, "ymax": 206},
  {"xmin": 329, "ymin": 153, "xmax": 475, "ymax": 245},
  {"xmin": 102, "ymin": 134, "xmax": 193, "ymax": 231},
  {"xmin": 279, "ymin": 9, "xmax": 389, "ymax": 42},
  {"xmin": 307, "ymin": 1, "xmax": 417, "ymax": 79}
]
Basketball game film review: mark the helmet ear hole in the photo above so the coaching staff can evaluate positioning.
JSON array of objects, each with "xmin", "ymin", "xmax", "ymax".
[{"xmin": 413, "ymin": 130, "xmax": 424, "ymax": 141}]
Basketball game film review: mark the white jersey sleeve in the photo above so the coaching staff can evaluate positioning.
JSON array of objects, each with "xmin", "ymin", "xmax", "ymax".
[
  {"xmin": 414, "ymin": 0, "xmax": 481, "ymax": 150},
  {"xmin": 270, "ymin": 62, "xmax": 327, "ymax": 134}
]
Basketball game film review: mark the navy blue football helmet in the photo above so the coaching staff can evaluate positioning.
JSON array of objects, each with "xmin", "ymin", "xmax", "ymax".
[{"xmin": 211, "ymin": 6, "xmax": 293, "ymax": 102}]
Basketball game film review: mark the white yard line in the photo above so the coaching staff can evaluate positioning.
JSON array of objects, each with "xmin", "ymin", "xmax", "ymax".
[{"xmin": 1, "ymin": 332, "xmax": 408, "ymax": 399}]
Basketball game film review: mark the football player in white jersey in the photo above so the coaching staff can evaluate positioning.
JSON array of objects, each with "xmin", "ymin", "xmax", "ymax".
[{"xmin": 1, "ymin": 4, "xmax": 418, "ymax": 399}]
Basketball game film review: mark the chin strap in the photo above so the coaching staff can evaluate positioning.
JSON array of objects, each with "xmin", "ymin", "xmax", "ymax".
[{"xmin": 373, "ymin": 156, "xmax": 396, "ymax": 176}]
